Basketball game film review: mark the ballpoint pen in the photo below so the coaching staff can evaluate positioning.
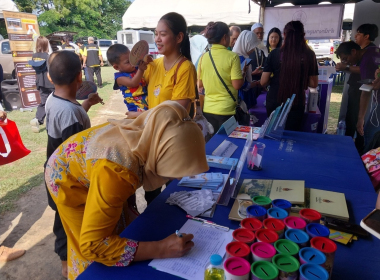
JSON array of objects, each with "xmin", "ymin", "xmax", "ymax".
[{"xmin": 186, "ymin": 215, "xmax": 230, "ymax": 231}]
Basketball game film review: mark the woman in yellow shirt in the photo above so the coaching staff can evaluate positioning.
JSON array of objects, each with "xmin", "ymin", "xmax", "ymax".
[
  {"xmin": 45, "ymin": 101, "xmax": 208, "ymax": 279},
  {"xmin": 197, "ymin": 22, "xmax": 244, "ymax": 132},
  {"xmin": 144, "ymin": 12, "xmax": 196, "ymax": 112}
]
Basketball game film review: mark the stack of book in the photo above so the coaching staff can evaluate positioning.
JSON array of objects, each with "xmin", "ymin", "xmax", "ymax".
[{"xmin": 178, "ymin": 173, "xmax": 224, "ymax": 190}]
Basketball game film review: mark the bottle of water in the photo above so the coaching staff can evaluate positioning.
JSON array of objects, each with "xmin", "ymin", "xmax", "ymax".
[
  {"xmin": 337, "ymin": 120, "xmax": 346, "ymax": 136},
  {"xmin": 204, "ymin": 254, "xmax": 224, "ymax": 280}
]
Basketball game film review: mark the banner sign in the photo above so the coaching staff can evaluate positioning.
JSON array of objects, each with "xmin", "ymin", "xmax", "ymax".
[
  {"xmin": 263, "ymin": 4, "xmax": 344, "ymax": 40},
  {"xmin": 3, "ymin": 11, "xmax": 41, "ymax": 108}
]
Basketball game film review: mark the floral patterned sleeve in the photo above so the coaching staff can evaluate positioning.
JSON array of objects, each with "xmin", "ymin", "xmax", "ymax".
[{"xmin": 79, "ymin": 159, "xmax": 140, "ymax": 266}]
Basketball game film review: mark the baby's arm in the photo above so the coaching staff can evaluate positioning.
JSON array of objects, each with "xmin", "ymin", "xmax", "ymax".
[{"xmin": 117, "ymin": 61, "xmax": 148, "ymax": 88}]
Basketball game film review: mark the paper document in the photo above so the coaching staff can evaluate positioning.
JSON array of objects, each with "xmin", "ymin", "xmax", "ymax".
[{"xmin": 149, "ymin": 219, "xmax": 232, "ymax": 280}]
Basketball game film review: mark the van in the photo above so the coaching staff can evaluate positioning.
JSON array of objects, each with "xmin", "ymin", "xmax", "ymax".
[
  {"xmin": 117, "ymin": 30, "xmax": 158, "ymax": 58},
  {"xmin": 0, "ymin": 39, "xmax": 15, "ymax": 79}
]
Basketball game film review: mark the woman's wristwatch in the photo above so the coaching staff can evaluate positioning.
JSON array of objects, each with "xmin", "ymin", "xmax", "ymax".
[{"xmin": 345, "ymin": 65, "xmax": 350, "ymax": 71}]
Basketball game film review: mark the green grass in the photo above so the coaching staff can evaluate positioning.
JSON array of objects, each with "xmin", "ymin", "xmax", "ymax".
[
  {"xmin": 0, "ymin": 66, "xmax": 115, "ymax": 214},
  {"xmin": 327, "ymin": 85, "xmax": 344, "ymax": 134}
]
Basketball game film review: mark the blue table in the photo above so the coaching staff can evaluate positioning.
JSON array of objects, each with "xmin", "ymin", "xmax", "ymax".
[{"xmin": 78, "ymin": 131, "xmax": 379, "ymax": 280}]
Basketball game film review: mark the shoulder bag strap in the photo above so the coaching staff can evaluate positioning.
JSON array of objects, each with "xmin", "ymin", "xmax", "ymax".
[{"xmin": 208, "ymin": 51, "xmax": 236, "ymax": 103}]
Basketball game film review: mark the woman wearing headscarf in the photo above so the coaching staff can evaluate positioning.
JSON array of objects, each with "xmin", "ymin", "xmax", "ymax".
[
  {"xmin": 233, "ymin": 30, "xmax": 263, "ymax": 109},
  {"xmin": 261, "ymin": 21, "xmax": 318, "ymax": 131},
  {"xmin": 45, "ymin": 101, "xmax": 208, "ymax": 279},
  {"xmin": 197, "ymin": 22, "xmax": 244, "ymax": 132}
]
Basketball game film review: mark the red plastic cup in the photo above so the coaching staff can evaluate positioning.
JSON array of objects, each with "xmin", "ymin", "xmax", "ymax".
[
  {"xmin": 263, "ymin": 218, "xmax": 286, "ymax": 238},
  {"xmin": 311, "ymin": 237, "xmax": 337, "ymax": 279},
  {"xmin": 226, "ymin": 241, "xmax": 251, "ymax": 260},
  {"xmin": 255, "ymin": 228, "xmax": 279, "ymax": 245},
  {"xmin": 232, "ymin": 228, "xmax": 255, "ymax": 245},
  {"xmin": 300, "ymin": 209, "xmax": 322, "ymax": 224},
  {"xmin": 284, "ymin": 216, "xmax": 307, "ymax": 231},
  {"xmin": 240, "ymin": 217, "xmax": 263, "ymax": 232}
]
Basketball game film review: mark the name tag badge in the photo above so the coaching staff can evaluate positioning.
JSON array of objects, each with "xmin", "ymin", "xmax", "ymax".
[{"xmin": 154, "ymin": 85, "xmax": 161, "ymax": 97}]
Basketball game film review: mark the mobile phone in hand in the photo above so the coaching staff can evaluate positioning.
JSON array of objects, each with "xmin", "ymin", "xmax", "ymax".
[{"xmin": 361, "ymin": 209, "xmax": 380, "ymax": 239}]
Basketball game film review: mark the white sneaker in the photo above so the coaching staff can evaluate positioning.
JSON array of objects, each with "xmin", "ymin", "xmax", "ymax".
[{"xmin": 30, "ymin": 118, "xmax": 40, "ymax": 133}]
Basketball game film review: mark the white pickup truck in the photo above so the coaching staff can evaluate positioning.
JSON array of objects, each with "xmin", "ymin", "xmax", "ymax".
[
  {"xmin": 0, "ymin": 39, "xmax": 15, "ymax": 79},
  {"xmin": 117, "ymin": 30, "xmax": 159, "ymax": 58}
]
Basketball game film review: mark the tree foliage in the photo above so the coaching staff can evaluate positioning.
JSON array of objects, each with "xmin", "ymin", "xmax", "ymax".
[{"xmin": 14, "ymin": 0, "xmax": 131, "ymax": 39}]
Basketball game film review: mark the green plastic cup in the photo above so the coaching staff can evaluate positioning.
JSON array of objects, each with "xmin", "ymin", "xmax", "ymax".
[
  {"xmin": 252, "ymin": 196, "xmax": 272, "ymax": 209},
  {"xmin": 272, "ymin": 254, "xmax": 300, "ymax": 279},
  {"xmin": 251, "ymin": 261, "xmax": 279, "ymax": 280},
  {"xmin": 274, "ymin": 239, "xmax": 300, "ymax": 257}
]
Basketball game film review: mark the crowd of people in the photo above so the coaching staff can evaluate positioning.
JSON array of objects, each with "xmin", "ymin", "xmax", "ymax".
[{"xmin": 1, "ymin": 10, "xmax": 380, "ymax": 280}]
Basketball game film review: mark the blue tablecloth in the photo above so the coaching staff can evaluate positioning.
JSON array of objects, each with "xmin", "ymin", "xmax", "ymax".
[{"xmin": 78, "ymin": 131, "xmax": 379, "ymax": 280}]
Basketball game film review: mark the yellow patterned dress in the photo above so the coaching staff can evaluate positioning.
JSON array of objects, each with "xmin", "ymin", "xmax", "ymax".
[{"xmin": 45, "ymin": 123, "xmax": 142, "ymax": 279}]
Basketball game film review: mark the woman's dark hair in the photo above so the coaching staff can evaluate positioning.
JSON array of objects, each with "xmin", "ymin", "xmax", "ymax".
[
  {"xmin": 266, "ymin": 27, "xmax": 282, "ymax": 51},
  {"xmin": 357, "ymin": 23, "xmax": 379, "ymax": 42},
  {"xmin": 278, "ymin": 21, "xmax": 316, "ymax": 105},
  {"xmin": 205, "ymin": 22, "xmax": 230, "ymax": 45},
  {"xmin": 160, "ymin": 12, "xmax": 191, "ymax": 61},
  {"xmin": 36, "ymin": 36, "xmax": 49, "ymax": 53}
]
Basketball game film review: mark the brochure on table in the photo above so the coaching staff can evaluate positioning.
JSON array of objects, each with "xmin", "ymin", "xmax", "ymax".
[
  {"xmin": 259, "ymin": 94, "xmax": 295, "ymax": 140},
  {"xmin": 217, "ymin": 116, "xmax": 260, "ymax": 140}
]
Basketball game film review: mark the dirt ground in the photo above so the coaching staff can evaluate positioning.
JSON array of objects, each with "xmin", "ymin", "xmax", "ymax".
[{"xmin": 0, "ymin": 90, "xmax": 147, "ymax": 279}]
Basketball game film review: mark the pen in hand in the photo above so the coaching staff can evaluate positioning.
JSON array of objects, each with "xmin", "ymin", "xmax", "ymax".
[{"xmin": 175, "ymin": 230, "xmax": 183, "ymax": 238}]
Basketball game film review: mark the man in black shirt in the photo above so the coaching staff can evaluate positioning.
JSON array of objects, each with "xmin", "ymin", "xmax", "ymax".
[{"xmin": 83, "ymin": 37, "xmax": 104, "ymax": 87}]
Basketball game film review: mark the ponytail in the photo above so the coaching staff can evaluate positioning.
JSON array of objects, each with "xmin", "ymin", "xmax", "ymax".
[
  {"xmin": 181, "ymin": 33, "xmax": 191, "ymax": 61},
  {"xmin": 160, "ymin": 12, "xmax": 191, "ymax": 61}
]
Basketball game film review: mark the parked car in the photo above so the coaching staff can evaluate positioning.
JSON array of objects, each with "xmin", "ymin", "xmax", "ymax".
[
  {"xmin": 97, "ymin": 39, "xmax": 116, "ymax": 65},
  {"xmin": 0, "ymin": 39, "xmax": 15, "ymax": 79},
  {"xmin": 117, "ymin": 30, "xmax": 159, "ymax": 58},
  {"xmin": 307, "ymin": 39, "xmax": 335, "ymax": 60}
]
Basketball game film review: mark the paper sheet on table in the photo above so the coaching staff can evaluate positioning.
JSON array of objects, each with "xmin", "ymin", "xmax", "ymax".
[{"xmin": 149, "ymin": 219, "xmax": 232, "ymax": 280}]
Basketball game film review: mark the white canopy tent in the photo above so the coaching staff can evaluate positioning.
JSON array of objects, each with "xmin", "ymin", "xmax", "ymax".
[
  {"xmin": 122, "ymin": 0, "xmax": 260, "ymax": 29},
  {"xmin": 0, "ymin": 0, "xmax": 19, "ymax": 19}
]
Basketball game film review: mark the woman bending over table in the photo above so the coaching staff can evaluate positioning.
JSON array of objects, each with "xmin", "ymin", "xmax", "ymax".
[
  {"xmin": 261, "ymin": 21, "xmax": 319, "ymax": 131},
  {"xmin": 45, "ymin": 101, "xmax": 208, "ymax": 279}
]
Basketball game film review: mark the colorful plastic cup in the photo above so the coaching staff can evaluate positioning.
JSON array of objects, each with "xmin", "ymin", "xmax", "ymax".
[
  {"xmin": 252, "ymin": 196, "xmax": 272, "ymax": 209},
  {"xmin": 241, "ymin": 218, "xmax": 263, "ymax": 232},
  {"xmin": 310, "ymin": 237, "xmax": 337, "ymax": 279},
  {"xmin": 272, "ymin": 199, "xmax": 292, "ymax": 213},
  {"xmin": 272, "ymin": 254, "xmax": 300, "ymax": 280},
  {"xmin": 285, "ymin": 229, "xmax": 310, "ymax": 248},
  {"xmin": 263, "ymin": 218, "xmax": 286, "ymax": 239},
  {"xmin": 267, "ymin": 207, "xmax": 288, "ymax": 220},
  {"xmin": 233, "ymin": 228, "xmax": 256, "ymax": 245},
  {"xmin": 226, "ymin": 241, "xmax": 251, "ymax": 260},
  {"xmin": 284, "ymin": 216, "xmax": 307, "ymax": 231},
  {"xmin": 251, "ymin": 242, "xmax": 276, "ymax": 262},
  {"xmin": 246, "ymin": 205, "xmax": 267, "ymax": 221},
  {"xmin": 299, "ymin": 263, "xmax": 329, "ymax": 280},
  {"xmin": 251, "ymin": 261, "xmax": 279, "ymax": 280},
  {"xmin": 299, "ymin": 209, "xmax": 322, "ymax": 224},
  {"xmin": 306, "ymin": 223, "xmax": 330, "ymax": 239},
  {"xmin": 256, "ymin": 229, "xmax": 279, "ymax": 245},
  {"xmin": 224, "ymin": 257, "xmax": 251, "ymax": 280},
  {"xmin": 274, "ymin": 239, "xmax": 300, "ymax": 257},
  {"xmin": 299, "ymin": 247, "xmax": 326, "ymax": 267}
]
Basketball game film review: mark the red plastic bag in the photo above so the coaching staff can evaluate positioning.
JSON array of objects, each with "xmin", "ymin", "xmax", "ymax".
[{"xmin": 0, "ymin": 119, "xmax": 31, "ymax": 165}]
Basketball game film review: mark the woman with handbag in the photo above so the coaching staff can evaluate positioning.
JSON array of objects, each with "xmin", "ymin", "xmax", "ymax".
[{"xmin": 197, "ymin": 22, "xmax": 244, "ymax": 133}]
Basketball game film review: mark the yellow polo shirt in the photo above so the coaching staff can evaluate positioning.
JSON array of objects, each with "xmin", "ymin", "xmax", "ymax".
[
  {"xmin": 144, "ymin": 57, "xmax": 196, "ymax": 109},
  {"xmin": 198, "ymin": 44, "xmax": 242, "ymax": 115}
]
